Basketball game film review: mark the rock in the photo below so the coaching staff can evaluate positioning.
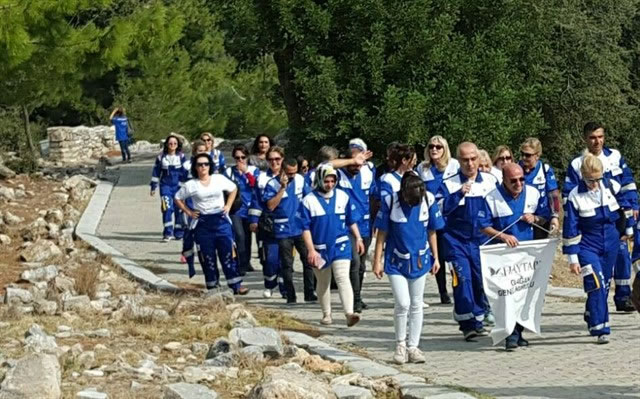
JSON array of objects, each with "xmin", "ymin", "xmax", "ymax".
[
  {"xmin": 47, "ymin": 223, "xmax": 60, "ymax": 239},
  {"xmin": 71, "ymin": 343, "xmax": 84, "ymax": 357},
  {"xmin": 81, "ymin": 370, "xmax": 104, "ymax": 378},
  {"xmin": 63, "ymin": 295, "xmax": 91, "ymax": 312},
  {"xmin": 182, "ymin": 366, "xmax": 238, "ymax": 383},
  {"xmin": 63, "ymin": 175, "xmax": 97, "ymax": 190},
  {"xmin": 0, "ymin": 234, "xmax": 11, "ymax": 245},
  {"xmin": 34, "ymin": 299, "xmax": 58, "ymax": 315},
  {"xmin": 20, "ymin": 240, "xmax": 62, "ymax": 262},
  {"xmin": 248, "ymin": 362, "xmax": 336, "ymax": 399},
  {"xmin": 202, "ymin": 291, "xmax": 234, "ymax": 305},
  {"xmin": 111, "ymin": 301, "xmax": 170, "ymax": 322},
  {"xmin": 21, "ymin": 265, "xmax": 59, "ymax": 283},
  {"xmin": 77, "ymin": 351, "xmax": 96, "ymax": 368},
  {"xmin": 191, "ymin": 343, "xmax": 209, "ymax": 355},
  {"xmin": 163, "ymin": 342, "xmax": 182, "ymax": 352},
  {"xmin": 332, "ymin": 385, "xmax": 373, "ymax": 399},
  {"xmin": 229, "ymin": 328, "xmax": 283, "ymax": 358},
  {"xmin": 205, "ymin": 338, "xmax": 231, "ymax": 360},
  {"xmin": 86, "ymin": 329, "xmax": 111, "ymax": 338},
  {"xmin": 45, "ymin": 209, "xmax": 64, "ymax": 224},
  {"xmin": 52, "ymin": 193, "xmax": 69, "ymax": 203},
  {"xmin": 94, "ymin": 344, "xmax": 108, "ymax": 352},
  {"xmin": 0, "ymin": 186, "xmax": 15, "ymax": 201},
  {"xmin": 164, "ymin": 383, "xmax": 218, "ymax": 399},
  {"xmin": 24, "ymin": 324, "xmax": 58, "ymax": 354},
  {"xmin": 230, "ymin": 308, "xmax": 259, "ymax": 328},
  {"xmin": 239, "ymin": 346, "xmax": 265, "ymax": 362},
  {"xmin": 0, "ymin": 353, "xmax": 61, "ymax": 399},
  {"xmin": 54, "ymin": 275, "xmax": 75, "ymax": 293},
  {"xmin": 131, "ymin": 381, "xmax": 144, "ymax": 390},
  {"xmin": 302, "ymin": 355, "xmax": 343, "ymax": 373},
  {"xmin": 4, "ymin": 287, "xmax": 33, "ymax": 304},
  {"xmin": 0, "ymin": 163, "xmax": 16, "ymax": 179},
  {"xmin": 14, "ymin": 189, "xmax": 26, "ymax": 199},
  {"xmin": 344, "ymin": 360, "xmax": 399, "ymax": 378},
  {"xmin": 4, "ymin": 211, "xmax": 23, "ymax": 225},
  {"xmin": 203, "ymin": 353, "xmax": 234, "ymax": 368}
]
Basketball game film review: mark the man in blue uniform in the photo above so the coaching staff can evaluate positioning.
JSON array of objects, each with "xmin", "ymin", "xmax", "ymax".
[
  {"xmin": 563, "ymin": 122, "xmax": 638, "ymax": 312},
  {"xmin": 264, "ymin": 154, "xmax": 314, "ymax": 304},
  {"xmin": 437, "ymin": 142, "xmax": 498, "ymax": 341},
  {"xmin": 479, "ymin": 163, "xmax": 548, "ymax": 350},
  {"xmin": 109, "ymin": 107, "xmax": 131, "ymax": 163}
]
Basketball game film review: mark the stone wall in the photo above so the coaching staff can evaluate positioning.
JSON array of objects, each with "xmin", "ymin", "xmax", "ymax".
[{"xmin": 48, "ymin": 126, "xmax": 117, "ymax": 163}]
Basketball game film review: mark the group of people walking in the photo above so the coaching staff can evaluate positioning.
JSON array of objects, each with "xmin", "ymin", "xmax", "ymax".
[{"xmin": 144, "ymin": 122, "xmax": 639, "ymax": 361}]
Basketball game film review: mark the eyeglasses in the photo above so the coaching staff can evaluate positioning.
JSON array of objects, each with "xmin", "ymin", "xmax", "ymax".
[
  {"xmin": 521, "ymin": 152, "xmax": 536, "ymax": 158},
  {"xmin": 168, "ymin": 142, "xmax": 178, "ymax": 146},
  {"xmin": 508, "ymin": 177, "xmax": 525, "ymax": 184},
  {"xmin": 585, "ymin": 177, "xmax": 603, "ymax": 184},
  {"xmin": 428, "ymin": 144, "xmax": 444, "ymax": 150},
  {"xmin": 497, "ymin": 156, "xmax": 513, "ymax": 162},
  {"xmin": 196, "ymin": 162, "xmax": 210, "ymax": 167},
  {"xmin": 267, "ymin": 157, "xmax": 282, "ymax": 162},
  {"xmin": 234, "ymin": 155, "xmax": 247, "ymax": 160},
  {"xmin": 201, "ymin": 138, "xmax": 212, "ymax": 142}
]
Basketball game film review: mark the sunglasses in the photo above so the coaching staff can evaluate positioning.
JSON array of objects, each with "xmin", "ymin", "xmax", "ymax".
[
  {"xmin": 168, "ymin": 142, "xmax": 178, "ymax": 146},
  {"xmin": 497, "ymin": 156, "xmax": 513, "ymax": 162},
  {"xmin": 508, "ymin": 177, "xmax": 525, "ymax": 184},
  {"xmin": 268, "ymin": 157, "xmax": 282, "ymax": 162},
  {"xmin": 196, "ymin": 162, "xmax": 210, "ymax": 167},
  {"xmin": 201, "ymin": 138, "xmax": 212, "ymax": 142},
  {"xmin": 521, "ymin": 152, "xmax": 536, "ymax": 158},
  {"xmin": 234, "ymin": 155, "xmax": 247, "ymax": 160},
  {"xmin": 428, "ymin": 144, "xmax": 444, "ymax": 150},
  {"xmin": 585, "ymin": 177, "xmax": 603, "ymax": 184}
]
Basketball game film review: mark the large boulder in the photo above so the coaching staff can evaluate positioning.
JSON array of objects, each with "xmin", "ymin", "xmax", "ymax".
[
  {"xmin": 228, "ymin": 327, "xmax": 283, "ymax": 357},
  {"xmin": 19, "ymin": 240, "xmax": 62, "ymax": 262},
  {"xmin": 248, "ymin": 363, "xmax": 336, "ymax": 399},
  {"xmin": 0, "ymin": 162, "xmax": 16, "ymax": 179},
  {"xmin": 0, "ymin": 353, "xmax": 61, "ymax": 399},
  {"xmin": 24, "ymin": 324, "xmax": 58, "ymax": 354}
]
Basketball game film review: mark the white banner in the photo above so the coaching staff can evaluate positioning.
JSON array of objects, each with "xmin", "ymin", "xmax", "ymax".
[{"xmin": 480, "ymin": 238, "xmax": 559, "ymax": 345}]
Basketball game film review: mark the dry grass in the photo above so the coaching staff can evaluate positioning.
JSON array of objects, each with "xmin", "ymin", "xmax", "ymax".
[
  {"xmin": 250, "ymin": 306, "xmax": 322, "ymax": 338},
  {"xmin": 68, "ymin": 263, "xmax": 100, "ymax": 299}
]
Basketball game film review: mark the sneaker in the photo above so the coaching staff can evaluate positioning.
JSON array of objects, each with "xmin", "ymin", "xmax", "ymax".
[
  {"xmin": 407, "ymin": 347, "xmax": 426, "ymax": 363},
  {"xmin": 162, "ymin": 236, "xmax": 173, "ymax": 242},
  {"xmin": 346, "ymin": 313, "xmax": 361, "ymax": 327},
  {"xmin": 393, "ymin": 343, "xmax": 407, "ymax": 365},
  {"xmin": 286, "ymin": 297, "xmax": 297, "ymax": 305},
  {"xmin": 360, "ymin": 301, "xmax": 369, "ymax": 310},
  {"xmin": 262, "ymin": 289, "xmax": 273, "ymax": 298},
  {"xmin": 615, "ymin": 298, "xmax": 636, "ymax": 312},
  {"xmin": 505, "ymin": 339, "xmax": 518, "ymax": 351},
  {"xmin": 517, "ymin": 337, "xmax": 529, "ymax": 347},
  {"xmin": 475, "ymin": 328, "xmax": 489, "ymax": 337},
  {"xmin": 423, "ymin": 301, "xmax": 430, "ymax": 308},
  {"xmin": 321, "ymin": 314, "xmax": 333, "ymax": 325},
  {"xmin": 597, "ymin": 335, "xmax": 609, "ymax": 344},
  {"xmin": 484, "ymin": 312, "xmax": 496, "ymax": 327},
  {"xmin": 463, "ymin": 330, "xmax": 478, "ymax": 341},
  {"xmin": 440, "ymin": 293, "xmax": 452, "ymax": 305},
  {"xmin": 234, "ymin": 287, "xmax": 250, "ymax": 296},
  {"xmin": 305, "ymin": 294, "xmax": 318, "ymax": 303}
]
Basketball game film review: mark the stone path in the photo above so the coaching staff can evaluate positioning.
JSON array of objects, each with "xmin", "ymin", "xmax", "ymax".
[{"xmin": 97, "ymin": 155, "xmax": 640, "ymax": 399}]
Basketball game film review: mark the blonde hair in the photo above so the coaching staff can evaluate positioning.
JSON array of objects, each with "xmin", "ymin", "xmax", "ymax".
[
  {"xmin": 581, "ymin": 154, "xmax": 603, "ymax": 177},
  {"xmin": 191, "ymin": 139, "xmax": 206, "ymax": 156},
  {"xmin": 478, "ymin": 150, "xmax": 492, "ymax": 167},
  {"xmin": 520, "ymin": 138, "xmax": 542, "ymax": 157},
  {"xmin": 492, "ymin": 145, "xmax": 513, "ymax": 164},
  {"xmin": 422, "ymin": 135, "xmax": 452, "ymax": 171}
]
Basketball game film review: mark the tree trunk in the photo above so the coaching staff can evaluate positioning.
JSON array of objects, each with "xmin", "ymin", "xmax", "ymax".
[
  {"xmin": 22, "ymin": 105, "xmax": 35, "ymax": 155},
  {"xmin": 273, "ymin": 46, "xmax": 303, "ymax": 132}
]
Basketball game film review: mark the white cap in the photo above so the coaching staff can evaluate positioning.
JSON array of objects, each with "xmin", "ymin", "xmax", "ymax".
[{"xmin": 349, "ymin": 138, "xmax": 367, "ymax": 152}]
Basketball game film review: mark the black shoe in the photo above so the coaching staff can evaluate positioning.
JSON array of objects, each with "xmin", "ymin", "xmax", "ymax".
[
  {"xmin": 475, "ymin": 328, "xmax": 489, "ymax": 337},
  {"xmin": 463, "ymin": 330, "xmax": 478, "ymax": 341},
  {"xmin": 244, "ymin": 265, "xmax": 256, "ymax": 272},
  {"xmin": 360, "ymin": 301, "xmax": 369, "ymax": 310},
  {"xmin": 354, "ymin": 301, "xmax": 363, "ymax": 314},
  {"xmin": 616, "ymin": 298, "xmax": 636, "ymax": 312},
  {"xmin": 440, "ymin": 293, "xmax": 452, "ymax": 305},
  {"xmin": 238, "ymin": 270, "xmax": 247, "ymax": 277},
  {"xmin": 505, "ymin": 339, "xmax": 518, "ymax": 351},
  {"xmin": 286, "ymin": 297, "xmax": 297, "ymax": 304},
  {"xmin": 304, "ymin": 294, "xmax": 318, "ymax": 303},
  {"xmin": 517, "ymin": 337, "xmax": 529, "ymax": 347}
]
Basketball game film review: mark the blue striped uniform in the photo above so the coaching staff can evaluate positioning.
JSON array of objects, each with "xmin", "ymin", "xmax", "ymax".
[{"xmin": 150, "ymin": 152, "xmax": 187, "ymax": 239}]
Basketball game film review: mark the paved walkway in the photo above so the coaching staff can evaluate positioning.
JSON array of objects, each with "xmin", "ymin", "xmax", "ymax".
[{"xmin": 97, "ymin": 155, "xmax": 640, "ymax": 399}]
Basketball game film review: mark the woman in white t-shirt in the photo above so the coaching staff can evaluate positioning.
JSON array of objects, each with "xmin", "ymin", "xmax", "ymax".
[{"xmin": 175, "ymin": 153, "xmax": 249, "ymax": 295}]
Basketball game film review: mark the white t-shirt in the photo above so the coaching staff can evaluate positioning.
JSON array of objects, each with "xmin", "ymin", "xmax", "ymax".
[{"xmin": 175, "ymin": 175, "xmax": 236, "ymax": 215}]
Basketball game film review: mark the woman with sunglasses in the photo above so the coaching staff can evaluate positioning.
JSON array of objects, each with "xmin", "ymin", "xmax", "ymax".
[
  {"xmin": 563, "ymin": 155, "xmax": 622, "ymax": 344},
  {"xmin": 490, "ymin": 145, "xmax": 514, "ymax": 184},
  {"xmin": 200, "ymin": 132, "xmax": 226, "ymax": 173},
  {"xmin": 519, "ymin": 138, "xmax": 561, "ymax": 238},
  {"xmin": 297, "ymin": 155, "xmax": 310, "ymax": 175},
  {"xmin": 150, "ymin": 134, "xmax": 187, "ymax": 241},
  {"xmin": 179, "ymin": 140, "xmax": 209, "ymax": 264},
  {"xmin": 372, "ymin": 172, "xmax": 444, "ymax": 364},
  {"xmin": 416, "ymin": 135, "xmax": 458, "ymax": 305},
  {"xmin": 225, "ymin": 144, "xmax": 260, "ymax": 275},
  {"xmin": 175, "ymin": 153, "xmax": 249, "ymax": 295}
]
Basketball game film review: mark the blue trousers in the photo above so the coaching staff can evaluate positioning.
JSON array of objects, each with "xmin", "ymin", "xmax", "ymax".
[
  {"xmin": 444, "ymin": 234, "xmax": 486, "ymax": 331},
  {"xmin": 579, "ymin": 246, "xmax": 617, "ymax": 336},
  {"xmin": 118, "ymin": 139, "xmax": 131, "ymax": 161},
  {"xmin": 194, "ymin": 214, "xmax": 242, "ymax": 291},
  {"xmin": 258, "ymin": 234, "xmax": 286, "ymax": 295},
  {"xmin": 160, "ymin": 185, "xmax": 184, "ymax": 239},
  {"xmin": 613, "ymin": 240, "xmax": 632, "ymax": 306}
]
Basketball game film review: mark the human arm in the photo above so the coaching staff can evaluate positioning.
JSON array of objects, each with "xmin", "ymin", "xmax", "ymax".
[
  {"xmin": 428, "ymin": 230, "xmax": 440, "ymax": 274},
  {"xmin": 265, "ymin": 175, "xmax": 288, "ymax": 211},
  {"xmin": 150, "ymin": 155, "xmax": 162, "ymax": 195},
  {"xmin": 223, "ymin": 188, "xmax": 238, "ymax": 215},
  {"xmin": 329, "ymin": 151, "xmax": 373, "ymax": 169},
  {"xmin": 349, "ymin": 224, "xmax": 365, "ymax": 255},
  {"xmin": 562, "ymin": 194, "xmax": 582, "ymax": 272},
  {"xmin": 372, "ymin": 229, "xmax": 387, "ymax": 279},
  {"xmin": 481, "ymin": 226, "xmax": 519, "ymax": 247}
]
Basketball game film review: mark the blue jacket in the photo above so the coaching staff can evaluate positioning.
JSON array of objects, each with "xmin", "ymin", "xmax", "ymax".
[
  {"xmin": 337, "ymin": 164, "xmax": 375, "ymax": 238},
  {"xmin": 111, "ymin": 116, "xmax": 129, "ymax": 142},
  {"xmin": 151, "ymin": 152, "xmax": 187, "ymax": 191},
  {"xmin": 520, "ymin": 160, "xmax": 558, "ymax": 219},
  {"xmin": 209, "ymin": 149, "xmax": 226, "ymax": 174},
  {"xmin": 300, "ymin": 189, "xmax": 360, "ymax": 266},
  {"xmin": 374, "ymin": 191, "xmax": 444, "ymax": 279},
  {"xmin": 416, "ymin": 159, "xmax": 460, "ymax": 197},
  {"xmin": 563, "ymin": 179, "xmax": 622, "ymax": 264},
  {"xmin": 248, "ymin": 170, "xmax": 276, "ymax": 225},
  {"xmin": 224, "ymin": 165, "xmax": 260, "ymax": 219},
  {"xmin": 376, "ymin": 171, "xmax": 403, "ymax": 201},
  {"xmin": 263, "ymin": 174, "xmax": 311, "ymax": 238}
]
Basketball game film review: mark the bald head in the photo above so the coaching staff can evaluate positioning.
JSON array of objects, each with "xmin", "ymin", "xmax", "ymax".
[
  {"xmin": 457, "ymin": 142, "xmax": 479, "ymax": 179},
  {"xmin": 502, "ymin": 163, "xmax": 523, "ymax": 180},
  {"xmin": 502, "ymin": 163, "xmax": 525, "ymax": 197},
  {"xmin": 456, "ymin": 142, "xmax": 478, "ymax": 158}
]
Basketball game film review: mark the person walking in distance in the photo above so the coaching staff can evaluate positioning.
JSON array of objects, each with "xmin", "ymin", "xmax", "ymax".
[{"xmin": 109, "ymin": 107, "xmax": 131, "ymax": 163}]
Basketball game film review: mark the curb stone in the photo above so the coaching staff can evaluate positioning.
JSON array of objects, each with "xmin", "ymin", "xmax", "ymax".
[
  {"xmin": 75, "ymin": 172, "xmax": 182, "ymax": 294},
  {"xmin": 282, "ymin": 331, "xmax": 475, "ymax": 399}
]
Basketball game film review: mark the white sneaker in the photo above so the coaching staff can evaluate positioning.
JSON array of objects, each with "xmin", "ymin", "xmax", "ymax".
[
  {"xmin": 423, "ymin": 301, "xmax": 430, "ymax": 308},
  {"xmin": 162, "ymin": 236, "xmax": 173, "ymax": 242},
  {"xmin": 597, "ymin": 335, "xmax": 609, "ymax": 344},
  {"xmin": 262, "ymin": 289, "xmax": 273, "ymax": 298},
  {"xmin": 393, "ymin": 343, "xmax": 407, "ymax": 365},
  {"xmin": 321, "ymin": 314, "xmax": 333, "ymax": 325},
  {"xmin": 407, "ymin": 347, "xmax": 426, "ymax": 363}
]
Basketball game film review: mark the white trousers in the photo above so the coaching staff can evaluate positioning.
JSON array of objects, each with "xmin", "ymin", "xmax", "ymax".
[
  {"xmin": 388, "ymin": 273, "xmax": 426, "ymax": 348},
  {"xmin": 313, "ymin": 259, "xmax": 354, "ymax": 316}
]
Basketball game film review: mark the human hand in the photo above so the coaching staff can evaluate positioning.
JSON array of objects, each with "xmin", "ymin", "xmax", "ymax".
[
  {"xmin": 569, "ymin": 263, "xmax": 581, "ymax": 275},
  {"xmin": 150, "ymin": 190, "xmax": 156, "ymax": 197},
  {"xmin": 500, "ymin": 233, "xmax": 519, "ymax": 248},
  {"xmin": 353, "ymin": 150, "xmax": 373, "ymax": 165},
  {"xmin": 461, "ymin": 182, "xmax": 472, "ymax": 195},
  {"xmin": 372, "ymin": 261, "xmax": 384, "ymax": 279},
  {"xmin": 431, "ymin": 260, "xmax": 440, "ymax": 275},
  {"xmin": 521, "ymin": 214, "xmax": 535, "ymax": 224},
  {"xmin": 356, "ymin": 239, "xmax": 365, "ymax": 255},
  {"xmin": 249, "ymin": 223, "xmax": 258, "ymax": 233}
]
